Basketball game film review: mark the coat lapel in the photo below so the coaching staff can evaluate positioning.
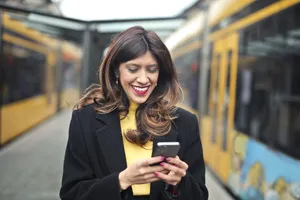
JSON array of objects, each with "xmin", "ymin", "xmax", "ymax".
[
  {"xmin": 95, "ymin": 111, "xmax": 127, "ymax": 174},
  {"xmin": 150, "ymin": 123, "xmax": 179, "ymax": 200},
  {"xmin": 95, "ymin": 109, "xmax": 179, "ymax": 199}
]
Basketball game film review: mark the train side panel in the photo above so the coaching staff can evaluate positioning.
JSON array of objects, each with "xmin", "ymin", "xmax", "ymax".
[
  {"xmin": 0, "ymin": 95, "xmax": 56, "ymax": 144},
  {"xmin": 169, "ymin": 0, "xmax": 300, "ymax": 199},
  {"xmin": 0, "ymin": 12, "xmax": 82, "ymax": 145}
]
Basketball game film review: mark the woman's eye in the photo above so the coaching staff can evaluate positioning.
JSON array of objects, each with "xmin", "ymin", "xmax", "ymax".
[
  {"xmin": 148, "ymin": 68, "xmax": 158, "ymax": 73},
  {"xmin": 128, "ymin": 68, "xmax": 138, "ymax": 73}
]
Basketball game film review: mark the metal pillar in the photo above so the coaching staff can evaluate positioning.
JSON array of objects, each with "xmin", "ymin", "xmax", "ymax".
[
  {"xmin": 81, "ymin": 24, "xmax": 91, "ymax": 93},
  {"xmin": 0, "ymin": 11, "xmax": 2, "ymax": 59},
  {"xmin": 0, "ymin": 10, "xmax": 3, "ymax": 145},
  {"xmin": 198, "ymin": 3, "xmax": 211, "ymax": 117},
  {"xmin": 56, "ymin": 43, "xmax": 63, "ymax": 112}
]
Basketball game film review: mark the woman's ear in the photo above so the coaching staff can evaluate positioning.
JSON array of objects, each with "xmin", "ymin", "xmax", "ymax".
[
  {"xmin": 114, "ymin": 70, "xmax": 120, "ymax": 84},
  {"xmin": 114, "ymin": 69, "xmax": 120, "ymax": 79}
]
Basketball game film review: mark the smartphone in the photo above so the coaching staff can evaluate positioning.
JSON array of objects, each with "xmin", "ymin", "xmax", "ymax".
[{"xmin": 152, "ymin": 142, "xmax": 180, "ymax": 158}]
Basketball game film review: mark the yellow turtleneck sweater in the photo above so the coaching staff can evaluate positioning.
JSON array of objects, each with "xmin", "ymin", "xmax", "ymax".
[{"xmin": 120, "ymin": 101, "xmax": 153, "ymax": 196}]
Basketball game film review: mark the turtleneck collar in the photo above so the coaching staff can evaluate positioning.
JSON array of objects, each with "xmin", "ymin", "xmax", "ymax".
[{"xmin": 129, "ymin": 100, "xmax": 139, "ymax": 113}]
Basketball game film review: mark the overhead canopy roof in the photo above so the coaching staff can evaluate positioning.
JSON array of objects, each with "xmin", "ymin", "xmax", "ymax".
[
  {"xmin": 0, "ymin": 0, "xmax": 204, "ymax": 43},
  {"xmin": 60, "ymin": 0, "xmax": 199, "ymax": 21},
  {"xmin": 0, "ymin": 0, "xmax": 199, "ymax": 21}
]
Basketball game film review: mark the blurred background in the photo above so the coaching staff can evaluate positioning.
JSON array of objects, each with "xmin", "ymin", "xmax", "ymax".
[{"xmin": 0, "ymin": 0, "xmax": 300, "ymax": 200}]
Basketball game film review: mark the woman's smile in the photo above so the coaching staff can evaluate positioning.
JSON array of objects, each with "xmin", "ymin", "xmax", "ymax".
[{"xmin": 131, "ymin": 85, "xmax": 150, "ymax": 96}]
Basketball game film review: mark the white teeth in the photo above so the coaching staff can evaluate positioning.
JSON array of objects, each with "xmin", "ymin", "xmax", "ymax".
[{"xmin": 133, "ymin": 86, "xmax": 148, "ymax": 92}]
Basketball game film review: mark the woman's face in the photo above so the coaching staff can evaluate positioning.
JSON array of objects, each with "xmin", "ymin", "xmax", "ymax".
[{"xmin": 119, "ymin": 51, "xmax": 159, "ymax": 104}]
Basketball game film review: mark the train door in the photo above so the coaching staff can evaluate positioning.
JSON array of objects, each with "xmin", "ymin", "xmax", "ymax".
[
  {"xmin": 206, "ymin": 38, "xmax": 222, "ymax": 171},
  {"xmin": 209, "ymin": 32, "xmax": 239, "ymax": 181}
]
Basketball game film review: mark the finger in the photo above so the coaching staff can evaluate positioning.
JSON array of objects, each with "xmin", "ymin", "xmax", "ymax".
[
  {"xmin": 142, "ymin": 172, "xmax": 161, "ymax": 180},
  {"xmin": 154, "ymin": 171, "xmax": 180, "ymax": 183},
  {"xmin": 169, "ymin": 181, "xmax": 179, "ymax": 186},
  {"xmin": 140, "ymin": 156, "xmax": 165, "ymax": 167},
  {"xmin": 154, "ymin": 167, "xmax": 169, "ymax": 174},
  {"xmin": 135, "ymin": 171, "xmax": 162, "ymax": 183},
  {"xmin": 160, "ymin": 169, "xmax": 170, "ymax": 175},
  {"xmin": 135, "ymin": 176, "xmax": 160, "ymax": 184},
  {"xmin": 144, "ymin": 165, "xmax": 165, "ymax": 174},
  {"xmin": 166, "ymin": 157, "xmax": 188, "ymax": 170},
  {"xmin": 145, "ymin": 177, "xmax": 160, "ymax": 183},
  {"xmin": 168, "ymin": 171, "xmax": 175, "ymax": 176},
  {"xmin": 161, "ymin": 162, "xmax": 186, "ymax": 177}
]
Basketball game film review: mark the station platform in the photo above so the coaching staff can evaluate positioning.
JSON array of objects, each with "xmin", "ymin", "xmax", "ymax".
[{"xmin": 0, "ymin": 110, "xmax": 235, "ymax": 200}]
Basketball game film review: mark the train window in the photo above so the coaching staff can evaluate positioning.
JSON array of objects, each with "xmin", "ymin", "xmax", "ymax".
[
  {"xmin": 277, "ymin": 61, "xmax": 300, "ymax": 157},
  {"xmin": 188, "ymin": 55, "xmax": 200, "ymax": 110},
  {"xmin": 235, "ymin": 4, "xmax": 300, "ymax": 159},
  {"xmin": 234, "ymin": 63, "xmax": 252, "ymax": 135},
  {"xmin": 203, "ymin": 43, "xmax": 213, "ymax": 115},
  {"xmin": 174, "ymin": 50, "xmax": 200, "ymax": 110},
  {"xmin": 222, "ymin": 50, "xmax": 232, "ymax": 151},
  {"xmin": 61, "ymin": 61, "xmax": 78, "ymax": 90},
  {"xmin": 1, "ymin": 41, "xmax": 46, "ymax": 105},
  {"xmin": 211, "ymin": 54, "xmax": 221, "ymax": 143}
]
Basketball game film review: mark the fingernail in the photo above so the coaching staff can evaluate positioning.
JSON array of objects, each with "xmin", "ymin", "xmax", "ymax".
[
  {"xmin": 161, "ymin": 156, "xmax": 165, "ymax": 161},
  {"xmin": 154, "ymin": 172, "xmax": 158, "ymax": 176},
  {"xmin": 160, "ymin": 162, "xmax": 164, "ymax": 166},
  {"xmin": 166, "ymin": 158, "xmax": 170, "ymax": 162}
]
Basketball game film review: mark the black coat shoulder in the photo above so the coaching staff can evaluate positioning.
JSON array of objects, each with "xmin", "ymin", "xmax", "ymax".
[
  {"xmin": 174, "ymin": 107, "xmax": 199, "ymax": 124},
  {"xmin": 73, "ymin": 103, "xmax": 97, "ymax": 116},
  {"xmin": 175, "ymin": 106, "xmax": 197, "ymax": 117},
  {"xmin": 173, "ymin": 107, "xmax": 200, "ymax": 145}
]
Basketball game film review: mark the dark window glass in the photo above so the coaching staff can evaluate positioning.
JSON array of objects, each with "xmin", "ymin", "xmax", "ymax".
[
  {"xmin": 235, "ymin": 4, "xmax": 300, "ymax": 159},
  {"xmin": 211, "ymin": 54, "xmax": 221, "ymax": 143},
  {"xmin": 222, "ymin": 50, "xmax": 232, "ymax": 151},
  {"xmin": 1, "ymin": 41, "xmax": 46, "ymax": 105},
  {"xmin": 204, "ymin": 43, "xmax": 213, "ymax": 115},
  {"xmin": 62, "ymin": 61, "xmax": 79, "ymax": 90},
  {"xmin": 174, "ymin": 50, "xmax": 200, "ymax": 110}
]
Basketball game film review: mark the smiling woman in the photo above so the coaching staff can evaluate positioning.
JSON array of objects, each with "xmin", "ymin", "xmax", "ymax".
[
  {"xmin": 60, "ymin": 26, "xmax": 208, "ymax": 200},
  {"xmin": 75, "ymin": 26, "xmax": 181, "ymax": 146},
  {"xmin": 119, "ymin": 52, "xmax": 159, "ymax": 104}
]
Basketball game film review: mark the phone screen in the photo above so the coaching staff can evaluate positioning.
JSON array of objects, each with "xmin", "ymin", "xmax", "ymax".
[{"xmin": 152, "ymin": 142, "xmax": 180, "ymax": 158}]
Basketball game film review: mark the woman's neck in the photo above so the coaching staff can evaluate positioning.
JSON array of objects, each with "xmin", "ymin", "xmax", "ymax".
[{"xmin": 129, "ymin": 100, "xmax": 139, "ymax": 112}]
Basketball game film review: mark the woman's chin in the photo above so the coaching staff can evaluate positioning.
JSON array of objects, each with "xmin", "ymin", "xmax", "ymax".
[{"xmin": 129, "ymin": 96, "xmax": 148, "ymax": 104}]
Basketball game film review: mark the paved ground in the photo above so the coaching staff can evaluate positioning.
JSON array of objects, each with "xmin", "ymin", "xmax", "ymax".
[{"xmin": 0, "ymin": 110, "xmax": 234, "ymax": 200}]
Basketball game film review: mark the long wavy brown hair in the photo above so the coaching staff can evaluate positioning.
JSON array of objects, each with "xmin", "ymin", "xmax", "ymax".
[{"xmin": 75, "ymin": 26, "xmax": 182, "ymax": 145}]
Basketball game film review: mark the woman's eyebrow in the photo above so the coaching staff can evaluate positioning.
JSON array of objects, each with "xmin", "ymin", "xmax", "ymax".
[
  {"xmin": 147, "ymin": 64, "xmax": 158, "ymax": 67},
  {"xmin": 125, "ymin": 63, "xmax": 140, "ymax": 67},
  {"xmin": 125, "ymin": 63, "xmax": 158, "ymax": 67}
]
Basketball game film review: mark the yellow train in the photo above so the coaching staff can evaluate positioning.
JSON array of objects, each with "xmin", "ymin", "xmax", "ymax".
[
  {"xmin": 0, "ymin": 11, "xmax": 82, "ymax": 145},
  {"xmin": 167, "ymin": 0, "xmax": 300, "ymax": 199}
]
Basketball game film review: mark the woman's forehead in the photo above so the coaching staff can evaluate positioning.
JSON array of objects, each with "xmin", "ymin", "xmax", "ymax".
[{"xmin": 124, "ymin": 51, "xmax": 158, "ymax": 66}]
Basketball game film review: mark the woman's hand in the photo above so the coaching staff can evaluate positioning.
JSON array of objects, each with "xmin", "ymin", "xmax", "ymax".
[
  {"xmin": 154, "ymin": 156, "xmax": 188, "ymax": 186},
  {"xmin": 119, "ymin": 156, "xmax": 168, "ymax": 190}
]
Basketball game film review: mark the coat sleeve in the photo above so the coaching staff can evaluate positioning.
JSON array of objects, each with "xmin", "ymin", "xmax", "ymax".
[
  {"xmin": 59, "ymin": 111, "xmax": 124, "ymax": 200},
  {"xmin": 162, "ymin": 113, "xmax": 209, "ymax": 200},
  {"xmin": 179, "ymin": 113, "xmax": 209, "ymax": 199}
]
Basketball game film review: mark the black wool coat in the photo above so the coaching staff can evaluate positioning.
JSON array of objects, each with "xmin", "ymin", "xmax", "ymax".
[{"xmin": 60, "ymin": 104, "xmax": 209, "ymax": 200}]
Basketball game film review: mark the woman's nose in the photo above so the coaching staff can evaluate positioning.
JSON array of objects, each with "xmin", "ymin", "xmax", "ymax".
[{"xmin": 136, "ymin": 72, "xmax": 149, "ymax": 84}]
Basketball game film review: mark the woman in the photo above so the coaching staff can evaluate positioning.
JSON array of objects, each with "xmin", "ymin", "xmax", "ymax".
[{"xmin": 60, "ymin": 26, "xmax": 208, "ymax": 200}]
